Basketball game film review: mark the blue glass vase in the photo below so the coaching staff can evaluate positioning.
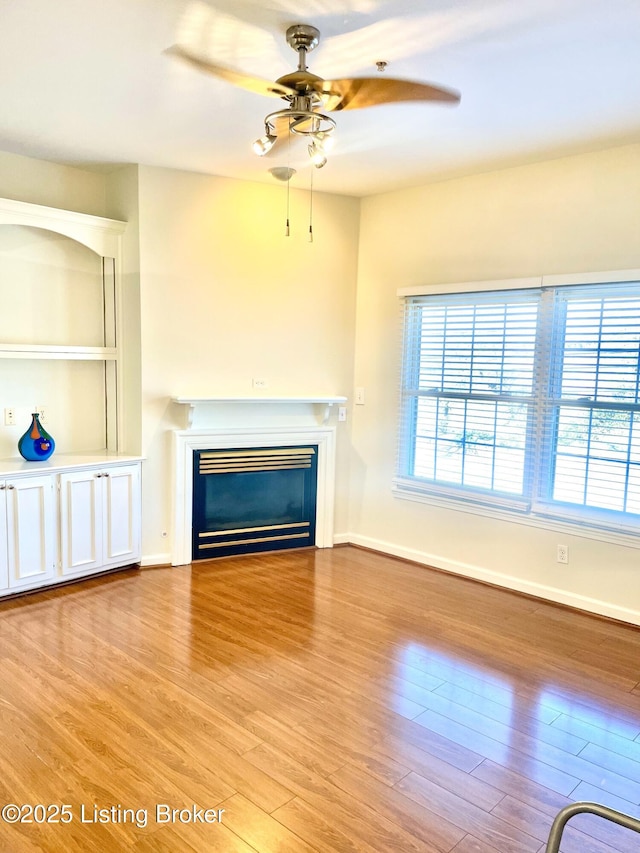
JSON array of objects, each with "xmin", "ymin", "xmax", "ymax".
[{"xmin": 18, "ymin": 413, "xmax": 55, "ymax": 461}]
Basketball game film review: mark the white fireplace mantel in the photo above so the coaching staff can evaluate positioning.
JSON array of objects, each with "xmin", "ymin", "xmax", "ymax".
[
  {"xmin": 171, "ymin": 396, "xmax": 343, "ymax": 566},
  {"xmin": 172, "ymin": 396, "xmax": 347, "ymax": 428}
]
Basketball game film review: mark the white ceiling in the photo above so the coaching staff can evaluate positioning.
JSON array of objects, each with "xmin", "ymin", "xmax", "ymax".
[{"xmin": 1, "ymin": 0, "xmax": 639, "ymax": 197}]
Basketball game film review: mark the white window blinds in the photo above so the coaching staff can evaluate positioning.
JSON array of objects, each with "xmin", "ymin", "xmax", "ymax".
[
  {"xmin": 538, "ymin": 284, "xmax": 640, "ymax": 521},
  {"xmin": 397, "ymin": 278, "xmax": 640, "ymax": 535}
]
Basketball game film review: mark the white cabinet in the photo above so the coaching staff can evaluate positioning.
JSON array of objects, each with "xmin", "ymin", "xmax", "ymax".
[
  {"xmin": 59, "ymin": 463, "xmax": 141, "ymax": 576},
  {"xmin": 58, "ymin": 468, "xmax": 100, "ymax": 575},
  {"xmin": 0, "ymin": 486, "xmax": 7, "ymax": 590},
  {"xmin": 0, "ymin": 457, "xmax": 142, "ymax": 597},
  {"xmin": 0, "ymin": 474, "xmax": 56, "ymax": 590},
  {"xmin": 103, "ymin": 464, "xmax": 141, "ymax": 568}
]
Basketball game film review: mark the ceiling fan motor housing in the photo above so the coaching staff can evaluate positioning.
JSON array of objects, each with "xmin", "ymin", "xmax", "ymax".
[{"xmin": 285, "ymin": 25, "xmax": 320, "ymax": 54}]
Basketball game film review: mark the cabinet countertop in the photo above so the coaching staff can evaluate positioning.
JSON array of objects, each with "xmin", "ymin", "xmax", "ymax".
[{"xmin": 0, "ymin": 453, "xmax": 143, "ymax": 477}]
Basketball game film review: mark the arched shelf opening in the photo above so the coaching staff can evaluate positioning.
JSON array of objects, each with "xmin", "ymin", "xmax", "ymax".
[{"xmin": 0, "ymin": 197, "xmax": 126, "ymax": 455}]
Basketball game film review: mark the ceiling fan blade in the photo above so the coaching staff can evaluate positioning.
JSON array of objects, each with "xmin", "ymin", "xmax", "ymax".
[
  {"xmin": 165, "ymin": 44, "xmax": 297, "ymax": 99},
  {"xmin": 311, "ymin": 76, "xmax": 460, "ymax": 111}
]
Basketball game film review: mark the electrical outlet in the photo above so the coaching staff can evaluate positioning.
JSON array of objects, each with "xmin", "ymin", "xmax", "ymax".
[
  {"xmin": 4, "ymin": 407, "xmax": 15, "ymax": 426},
  {"xmin": 252, "ymin": 378, "xmax": 268, "ymax": 390},
  {"xmin": 35, "ymin": 405, "xmax": 47, "ymax": 423},
  {"xmin": 338, "ymin": 406, "xmax": 347, "ymax": 422},
  {"xmin": 355, "ymin": 387, "xmax": 365, "ymax": 405},
  {"xmin": 557, "ymin": 543, "xmax": 569, "ymax": 564}
]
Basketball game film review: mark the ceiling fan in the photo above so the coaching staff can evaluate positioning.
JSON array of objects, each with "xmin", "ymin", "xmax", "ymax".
[{"xmin": 167, "ymin": 23, "xmax": 460, "ymax": 169}]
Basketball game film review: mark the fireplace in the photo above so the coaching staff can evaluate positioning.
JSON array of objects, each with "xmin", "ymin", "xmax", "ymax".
[
  {"xmin": 170, "ymin": 397, "xmax": 341, "ymax": 566},
  {"xmin": 192, "ymin": 445, "xmax": 318, "ymax": 558}
]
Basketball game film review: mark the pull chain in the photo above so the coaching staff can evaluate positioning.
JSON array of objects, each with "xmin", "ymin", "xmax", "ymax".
[
  {"xmin": 308, "ymin": 167, "xmax": 314, "ymax": 243},
  {"xmin": 285, "ymin": 183, "xmax": 290, "ymax": 237},
  {"xmin": 285, "ymin": 118, "xmax": 292, "ymax": 237}
]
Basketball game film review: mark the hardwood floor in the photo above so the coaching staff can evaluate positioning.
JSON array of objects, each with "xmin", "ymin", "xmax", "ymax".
[{"xmin": 1, "ymin": 545, "xmax": 640, "ymax": 852}]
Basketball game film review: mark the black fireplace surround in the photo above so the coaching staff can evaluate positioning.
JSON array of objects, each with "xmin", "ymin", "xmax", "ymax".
[{"xmin": 192, "ymin": 445, "xmax": 318, "ymax": 559}]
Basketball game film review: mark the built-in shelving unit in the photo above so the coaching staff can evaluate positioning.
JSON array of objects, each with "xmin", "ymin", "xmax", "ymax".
[
  {"xmin": 0, "ymin": 196, "xmax": 126, "ymax": 454},
  {"xmin": 0, "ymin": 197, "xmax": 141, "ymax": 597}
]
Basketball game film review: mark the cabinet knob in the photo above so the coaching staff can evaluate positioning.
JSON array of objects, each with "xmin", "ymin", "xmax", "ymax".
[
  {"xmin": 103, "ymin": 472, "xmax": 110, "ymax": 477},
  {"xmin": 6, "ymin": 484, "xmax": 15, "ymax": 490},
  {"xmin": 0, "ymin": 485, "xmax": 5, "ymax": 490},
  {"xmin": 96, "ymin": 473, "xmax": 103, "ymax": 478}
]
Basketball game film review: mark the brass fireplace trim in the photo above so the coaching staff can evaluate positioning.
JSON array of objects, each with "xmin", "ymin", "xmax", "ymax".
[
  {"xmin": 199, "ymin": 521, "xmax": 310, "ymax": 538},
  {"xmin": 199, "ymin": 532, "xmax": 310, "ymax": 550},
  {"xmin": 198, "ymin": 447, "xmax": 316, "ymax": 475}
]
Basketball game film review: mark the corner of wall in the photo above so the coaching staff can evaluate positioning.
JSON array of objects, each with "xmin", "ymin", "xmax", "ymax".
[
  {"xmin": 105, "ymin": 165, "xmax": 142, "ymax": 456},
  {"xmin": 0, "ymin": 149, "xmax": 108, "ymax": 216}
]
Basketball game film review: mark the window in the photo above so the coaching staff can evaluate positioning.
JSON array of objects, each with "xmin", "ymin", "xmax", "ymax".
[{"xmin": 397, "ymin": 277, "xmax": 640, "ymax": 535}]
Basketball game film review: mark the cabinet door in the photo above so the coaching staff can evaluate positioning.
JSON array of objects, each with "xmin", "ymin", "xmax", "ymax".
[
  {"xmin": 102, "ymin": 464, "xmax": 141, "ymax": 567},
  {"xmin": 5, "ymin": 475, "xmax": 56, "ymax": 589},
  {"xmin": 0, "ymin": 486, "xmax": 7, "ymax": 590},
  {"xmin": 59, "ymin": 469, "xmax": 103, "ymax": 576}
]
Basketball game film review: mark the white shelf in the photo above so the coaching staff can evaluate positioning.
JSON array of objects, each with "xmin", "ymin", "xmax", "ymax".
[
  {"xmin": 0, "ymin": 344, "xmax": 118, "ymax": 360},
  {"xmin": 0, "ymin": 196, "xmax": 126, "ymax": 257},
  {"xmin": 0, "ymin": 453, "xmax": 143, "ymax": 477},
  {"xmin": 173, "ymin": 396, "xmax": 347, "ymax": 405},
  {"xmin": 172, "ymin": 396, "xmax": 348, "ymax": 427}
]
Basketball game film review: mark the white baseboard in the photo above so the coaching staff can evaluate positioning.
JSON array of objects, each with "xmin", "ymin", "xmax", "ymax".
[
  {"xmin": 140, "ymin": 552, "xmax": 172, "ymax": 567},
  {"xmin": 342, "ymin": 532, "xmax": 640, "ymax": 627}
]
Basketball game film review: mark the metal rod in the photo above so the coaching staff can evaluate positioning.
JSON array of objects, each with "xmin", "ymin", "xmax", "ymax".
[{"xmin": 545, "ymin": 802, "xmax": 640, "ymax": 853}]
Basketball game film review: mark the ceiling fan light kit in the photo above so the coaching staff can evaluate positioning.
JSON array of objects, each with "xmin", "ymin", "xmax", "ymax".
[
  {"xmin": 252, "ymin": 130, "xmax": 277, "ymax": 156},
  {"xmin": 308, "ymin": 139, "xmax": 327, "ymax": 169},
  {"xmin": 250, "ymin": 26, "xmax": 337, "ymax": 170},
  {"xmin": 167, "ymin": 21, "xmax": 459, "ymax": 235}
]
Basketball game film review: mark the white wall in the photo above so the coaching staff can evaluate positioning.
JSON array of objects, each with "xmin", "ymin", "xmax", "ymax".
[
  {"xmin": 0, "ymin": 150, "xmax": 106, "ymax": 216},
  {"xmin": 134, "ymin": 165, "xmax": 359, "ymax": 563},
  {"xmin": 105, "ymin": 165, "xmax": 142, "ymax": 456},
  {"xmin": 351, "ymin": 143, "xmax": 640, "ymax": 624}
]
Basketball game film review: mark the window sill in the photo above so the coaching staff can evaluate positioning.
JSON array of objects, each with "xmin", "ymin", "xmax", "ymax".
[{"xmin": 392, "ymin": 480, "xmax": 640, "ymax": 550}]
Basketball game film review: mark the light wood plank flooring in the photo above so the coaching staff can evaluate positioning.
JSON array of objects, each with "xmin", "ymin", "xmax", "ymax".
[{"xmin": 1, "ymin": 545, "xmax": 640, "ymax": 852}]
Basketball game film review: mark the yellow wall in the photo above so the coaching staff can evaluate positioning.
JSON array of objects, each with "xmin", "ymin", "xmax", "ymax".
[
  {"xmin": 351, "ymin": 142, "xmax": 640, "ymax": 622},
  {"xmin": 134, "ymin": 165, "xmax": 359, "ymax": 561},
  {"xmin": 0, "ymin": 150, "xmax": 106, "ymax": 216}
]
